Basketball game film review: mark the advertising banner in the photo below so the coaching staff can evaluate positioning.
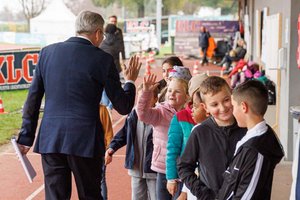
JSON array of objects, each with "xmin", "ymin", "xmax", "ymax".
[
  {"xmin": 0, "ymin": 50, "xmax": 40, "ymax": 91},
  {"xmin": 174, "ymin": 20, "xmax": 239, "ymax": 57}
]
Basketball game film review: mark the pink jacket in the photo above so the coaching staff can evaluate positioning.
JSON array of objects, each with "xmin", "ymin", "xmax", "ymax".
[{"xmin": 136, "ymin": 90, "xmax": 177, "ymax": 174}]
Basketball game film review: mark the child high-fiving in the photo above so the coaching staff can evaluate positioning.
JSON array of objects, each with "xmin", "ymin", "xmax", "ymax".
[{"xmin": 137, "ymin": 67, "xmax": 191, "ymax": 200}]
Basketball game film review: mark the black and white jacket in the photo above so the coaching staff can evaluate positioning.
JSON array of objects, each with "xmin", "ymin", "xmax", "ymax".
[
  {"xmin": 178, "ymin": 117, "xmax": 246, "ymax": 199},
  {"xmin": 218, "ymin": 121, "xmax": 284, "ymax": 200}
]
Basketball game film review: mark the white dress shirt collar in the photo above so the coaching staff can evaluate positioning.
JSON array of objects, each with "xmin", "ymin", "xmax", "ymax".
[
  {"xmin": 234, "ymin": 120, "xmax": 268, "ymax": 156},
  {"xmin": 77, "ymin": 35, "xmax": 93, "ymax": 44}
]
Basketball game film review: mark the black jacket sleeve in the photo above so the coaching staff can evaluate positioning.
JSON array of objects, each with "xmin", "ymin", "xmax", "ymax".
[{"xmin": 178, "ymin": 130, "xmax": 215, "ymax": 199}]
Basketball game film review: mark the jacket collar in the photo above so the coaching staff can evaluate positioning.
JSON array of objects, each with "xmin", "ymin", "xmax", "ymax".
[
  {"xmin": 66, "ymin": 36, "xmax": 94, "ymax": 46},
  {"xmin": 234, "ymin": 120, "xmax": 267, "ymax": 156}
]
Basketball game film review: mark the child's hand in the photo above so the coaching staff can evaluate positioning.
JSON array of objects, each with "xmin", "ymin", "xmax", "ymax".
[
  {"xmin": 104, "ymin": 149, "xmax": 114, "ymax": 165},
  {"xmin": 143, "ymin": 74, "xmax": 159, "ymax": 92},
  {"xmin": 167, "ymin": 182, "xmax": 178, "ymax": 196},
  {"xmin": 176, "ymin": 192, "xmax": 187, "ymax": 200}
]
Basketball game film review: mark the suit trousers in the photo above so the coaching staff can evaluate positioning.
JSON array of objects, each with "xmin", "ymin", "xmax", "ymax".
[{"xmin": 41, "ymin": 153, "xmax": 103, "ymax": 200}]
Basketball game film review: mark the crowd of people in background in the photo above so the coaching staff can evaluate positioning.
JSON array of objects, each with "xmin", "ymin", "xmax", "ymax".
[{"xmin": 16, "ymin": 10, "xmax": 285, "ymax": 200}]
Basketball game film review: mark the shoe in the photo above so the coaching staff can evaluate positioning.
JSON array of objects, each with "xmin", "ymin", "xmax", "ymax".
[
  {"xmin": 216, "ymin": 62, "xmax": 224, "ymax": 66},
  {"xmin": 223, "ymin": 69, "xmax": 232, "ymax": 75}
]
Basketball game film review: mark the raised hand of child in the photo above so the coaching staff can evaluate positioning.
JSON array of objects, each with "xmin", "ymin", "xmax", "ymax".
[{"xmin": 143, "ymin": 74, "xmax": 159, "ymax": 92}]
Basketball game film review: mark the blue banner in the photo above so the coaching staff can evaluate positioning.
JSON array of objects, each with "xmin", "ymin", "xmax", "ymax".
[{"xmin": 0, "ymin": 50, "xmax": 40, "ymax": 91}]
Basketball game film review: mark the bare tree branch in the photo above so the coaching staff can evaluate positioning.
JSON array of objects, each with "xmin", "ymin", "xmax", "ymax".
[{"xmin": 18, "ymin": 0, "xmax": 46, "ymax": 31}]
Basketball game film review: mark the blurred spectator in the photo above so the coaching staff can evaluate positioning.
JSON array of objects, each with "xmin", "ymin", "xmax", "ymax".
[
  {"xmin": 217, "ymin": 39, "xmax": 247, "ymax": 71},
  {"xmin": 109, "ymin": 15, "xmax": 125, "ymax": 60},
  {"xmin": 198, "ymin": 26, "xmax": 210, "ymax": 66}
]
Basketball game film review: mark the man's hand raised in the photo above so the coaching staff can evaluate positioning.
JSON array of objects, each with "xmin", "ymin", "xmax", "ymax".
[{"xmin": 122, "ymin": 55, "xmax": 142, "ymax": 82}]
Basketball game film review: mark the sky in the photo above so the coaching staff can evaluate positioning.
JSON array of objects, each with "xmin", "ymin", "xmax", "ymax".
[{"xmin": 0, "ymin": 0, "xmax": 23, "ymax": 13}]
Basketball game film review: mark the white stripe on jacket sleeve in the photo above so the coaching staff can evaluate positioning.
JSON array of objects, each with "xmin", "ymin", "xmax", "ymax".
[{"xmin": 241, "ymin": 153, "xmax": 264, "ymax": 200}]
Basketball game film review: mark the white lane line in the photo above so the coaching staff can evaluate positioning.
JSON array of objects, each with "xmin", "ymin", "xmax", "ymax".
[
  {"xmin": 24, "ymin": 115, "xmax": 127, "ymax": 199},
  {"xmin": 113, "ymin": 154, "xmax": 125, "ymax": 157},
  {"xmin": 25, "ymin": 184, "xmax": 44, "ymax": 200},
  {"xmin": 112, "ymin": 116, "xmax": 126, "ymax": 128},
  {"xmin": 3, "ymin": 153, "xmax": 39, "ymax": 156}
]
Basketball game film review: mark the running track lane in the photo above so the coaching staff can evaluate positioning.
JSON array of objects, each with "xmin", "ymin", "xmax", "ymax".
[{"xmin": 0, "ymin": 60, "xmax": 223, "ymax": 199}]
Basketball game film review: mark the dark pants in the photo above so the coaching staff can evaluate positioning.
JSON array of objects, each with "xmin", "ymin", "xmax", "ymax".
[
  {"xmin": 41, "ymin": 153, "xmax": 103, "ymax": 200},
  {"xmin": 201, "ymin": 47, "xmax": 208, "ymax": 64},
  {"xmin": 156, "ymin": 172, "xmax": 172, "ymax": 200},
  {"xmin": 101, "ymin": 164, "xmax": 107, "ymax": 200}
]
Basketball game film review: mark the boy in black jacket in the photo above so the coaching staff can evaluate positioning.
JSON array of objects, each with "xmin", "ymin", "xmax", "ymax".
[
  {"xmin": 217, "ymin": 80, "xmax": 284, "ymax": 199},
  {"xmin": 178, "ymin": 76, "xmax": 247, "ymax": 199}
]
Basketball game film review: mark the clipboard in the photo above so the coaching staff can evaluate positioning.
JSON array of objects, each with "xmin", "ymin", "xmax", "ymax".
[{"xmin": 11, "ymin": 137, "xmax": 37, "ymax": 183}]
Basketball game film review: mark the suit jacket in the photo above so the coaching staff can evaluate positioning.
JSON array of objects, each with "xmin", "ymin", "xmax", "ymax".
[{"xmin": 17, "ymin": 37, "xmax": 136, "ymax": 158}]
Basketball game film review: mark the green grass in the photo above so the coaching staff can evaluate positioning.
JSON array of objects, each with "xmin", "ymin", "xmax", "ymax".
[
  {"xmin": 157, "ymin": 45, "xmax": 172, "ymax": 58},
  {"xmin": 0, "ymin": 90, "xmax": 28, "ymax": 145}
]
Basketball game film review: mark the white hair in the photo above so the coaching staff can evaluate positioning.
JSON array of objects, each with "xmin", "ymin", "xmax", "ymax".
[{"xmin": 75, "ymin": 10, "xmax": 104, "ymax": 35}]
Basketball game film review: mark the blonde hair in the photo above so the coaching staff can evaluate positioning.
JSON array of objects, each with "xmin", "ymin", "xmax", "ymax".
[{"xmin": 169, "ymin": 78, "xmax": 189, "ymax": 95}]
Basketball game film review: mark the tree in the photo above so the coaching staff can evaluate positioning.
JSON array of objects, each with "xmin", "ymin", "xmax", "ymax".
[
  {"xmin": 162, "ymin": 0, "xmax": 238, "ymax": 15},
  {"xmin": 92, "ymin": 0, "xmax": 145, "ymax": 18},
  {"xmin": 64, "ymin": 0, "xmax": 100, "ymax": 15},
  {"xmin": 91, "ymin": 0, "xmax": 238, "ymax": 18},
  {"xmin": 18, "ymin": 0, "xmax": 46, "ymax": 31}
]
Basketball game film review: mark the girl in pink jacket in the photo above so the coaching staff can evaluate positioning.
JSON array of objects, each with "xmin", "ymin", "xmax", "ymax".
[{"xmin": 137, "ymin": 68, "xmax": 191, "ymax": 200}]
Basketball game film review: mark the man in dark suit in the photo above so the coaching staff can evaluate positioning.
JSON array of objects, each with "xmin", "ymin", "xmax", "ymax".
[{"xmin": 16, "ymin": 10, "xmax": 141, "ymax": 200}]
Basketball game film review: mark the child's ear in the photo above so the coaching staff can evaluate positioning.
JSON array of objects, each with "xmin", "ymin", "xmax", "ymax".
[
  {"xmin": 200, "ymin": 102, "xmax": 208, "ymax": 112},
  {"xmin": 241, "ymin": 101, "xmax": 248, "ymax": 113}
]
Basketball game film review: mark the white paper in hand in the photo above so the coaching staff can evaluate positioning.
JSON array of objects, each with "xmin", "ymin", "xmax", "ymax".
[{"xmin": 11, "ymin": 137, "xmax": 36, "ymax": 183}]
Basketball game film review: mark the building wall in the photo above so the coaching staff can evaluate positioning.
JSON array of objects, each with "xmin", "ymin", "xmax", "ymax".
[
  {"xmin": 245, "ymin": 0, "xmax": 300, "ymax": 160},
  {"xmin": 288, "ymin": 0, "xmax": 300, "ymax": 159}
]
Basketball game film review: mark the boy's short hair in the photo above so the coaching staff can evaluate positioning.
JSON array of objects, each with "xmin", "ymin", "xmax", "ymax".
[
  {"xmin": 199, "ymin": 76, "xmax": 231, "ymax": 101},
  {"xmin": 232, "ymin": 80, "xmax": 268, "ymax": 116}
]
